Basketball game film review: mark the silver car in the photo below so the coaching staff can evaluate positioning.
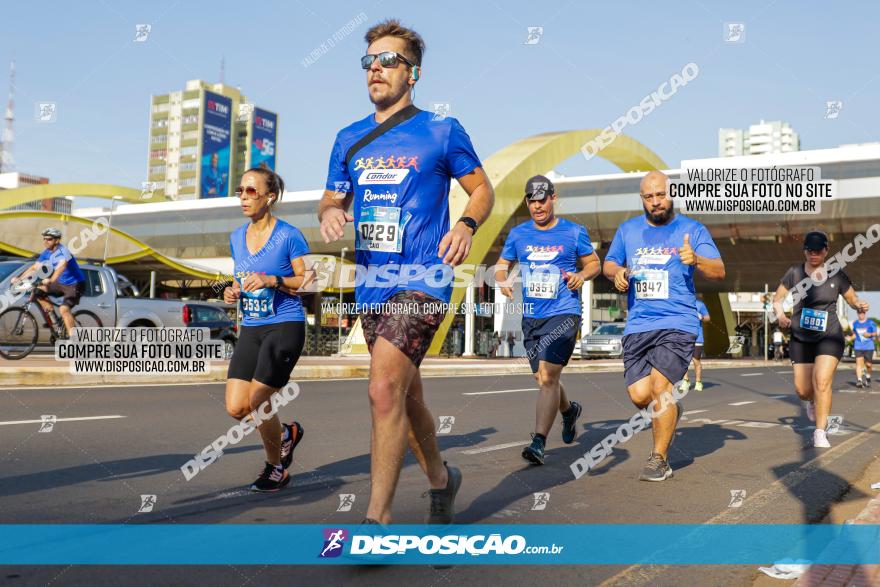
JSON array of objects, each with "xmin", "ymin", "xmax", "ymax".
[{"xmin": 580, "ymin": 322, "xmax": 626, "ymax": 359}]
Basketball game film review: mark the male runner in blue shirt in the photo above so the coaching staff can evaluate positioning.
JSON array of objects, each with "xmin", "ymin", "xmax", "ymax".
[
  {"xmin": 850, "ymin": 308, "xmax": 876, "ymax": 388},
  {"xmin": 604, "ymin": 170, "xmax": 725, "ymax": 481},
  {"xmin": 318, "ymin": 19, "xmax": 494, "ymax": 524},
  {"xmin": 495, "ymin": 175, "xmax": 600, "ymax": 465},
  {"xmin": 680, "ymin": 299, "xmax": 710, "ymax": 392}
]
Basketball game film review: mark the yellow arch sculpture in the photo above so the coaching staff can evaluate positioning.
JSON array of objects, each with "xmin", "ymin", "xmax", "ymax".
[
  {"xmin": 427, "ymin": 130, "xmax": 667, "ymax": 355},
  {"xmin": 0, "ymin": 210, "xmax": 227, "ymax": 280},
  {"xmin": 2, "ymin": 183, "xmax": 160, "ymax": 208}
]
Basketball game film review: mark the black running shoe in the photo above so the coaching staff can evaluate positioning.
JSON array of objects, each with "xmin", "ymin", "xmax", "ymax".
[
  {"xmin": 280, "ymin": 421, "xmax": 304, "ymax": 470},
  {"xmin": 638, "ymin": 452, "xmax": 673, "ymax": 482},
  {"xmin": 426, "ymin": 462, "xmax": 462, "ymax": 525},
  {"xmin": 521, "ymin": 435, "xmax": 545, "ymax": 465},
  {"xmin": 857, "ymin": 379, "xmax": 864, "ymax": 389},
  {"xmin": 866, "ymin": 377, "xmax": 872, "ymax": 388},
  {"xmin": 250, "ymin": 462, "xmax": 290, "ymax": 492},
  {"xmin": 561, "ymin": 401, "xmax": 582, "ymax": 445}
]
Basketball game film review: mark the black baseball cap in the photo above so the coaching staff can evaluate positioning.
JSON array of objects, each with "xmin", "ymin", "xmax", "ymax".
[
  {"xmin": 525, "ymin": 175, "xmax": 555, "ymax": 201},
  {"xmin": 803, "ymin": 231, "xmax": 828, "ymax": 251}
]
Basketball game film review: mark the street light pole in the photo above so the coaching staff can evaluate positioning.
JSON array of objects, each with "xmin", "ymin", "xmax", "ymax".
[
  {"xmin": 338, "ymin": 247, "xmax": 348, "ymax": 355},
  {"xmin": 102, "ymin": 196, "xmax": 123, "ymax": 265},
  {"xmin": 764, "ymin": 283, "xmax": 769, "ymax": 362}
]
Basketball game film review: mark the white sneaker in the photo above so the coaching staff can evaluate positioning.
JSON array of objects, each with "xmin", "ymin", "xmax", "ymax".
[
  {"xmin": 805, "ymin": 401, "xmax": 815, "ymax": 422},
  {"xmin": 813, "ymin": 428, "xmax": 831, "ymax": 448},
  {"xmin": 680, "ymin": 379, "xmax": 691, "ymax": 392}
]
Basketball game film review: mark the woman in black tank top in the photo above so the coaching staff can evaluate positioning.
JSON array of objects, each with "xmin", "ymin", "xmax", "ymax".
[{"xmin": 772, "ymin": 231, "xmax": 868, "ymax": 448}]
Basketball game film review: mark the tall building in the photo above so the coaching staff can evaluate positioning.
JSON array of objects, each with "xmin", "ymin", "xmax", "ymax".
[
  {"xmin": 719, "ymin": 120, "xmax": 799, "ymax": 157},
  {"xmin": 0, "ymin": 172, "xmax": 71, "ymax": 214},
  {"xmin": 147, "ymin": 80, "xmax": 278, "ymax": 201}
]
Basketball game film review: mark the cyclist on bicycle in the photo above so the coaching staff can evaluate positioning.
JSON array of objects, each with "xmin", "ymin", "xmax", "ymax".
[{"xmin": 12, "ymin": 228, "xmax": 86, "ymax": 335}]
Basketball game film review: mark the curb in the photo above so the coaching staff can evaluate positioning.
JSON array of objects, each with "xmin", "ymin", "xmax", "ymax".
[{"xmin": 0, "ymin": 359, "xmax": 790, "ymax": 387}]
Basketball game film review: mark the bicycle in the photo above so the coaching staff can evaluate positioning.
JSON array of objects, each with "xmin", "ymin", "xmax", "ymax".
[{"xmin": 0, "ymin": 281, "xmax": 102, "ymax": 360}]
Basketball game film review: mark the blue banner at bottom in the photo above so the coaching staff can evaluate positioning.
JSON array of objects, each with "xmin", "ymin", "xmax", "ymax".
[{"xmin": 1, "ymin": 524, "xmax": 879, "ymax": 565}]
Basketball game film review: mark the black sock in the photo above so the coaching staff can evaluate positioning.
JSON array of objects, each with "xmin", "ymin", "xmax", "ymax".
[
  {"xmin": 562, "ymin": 403, "xmax": 577, "ymax": 418},
  {"xmin": 533, "ymin": 433, "xmax": 547, "ymax": 446}
]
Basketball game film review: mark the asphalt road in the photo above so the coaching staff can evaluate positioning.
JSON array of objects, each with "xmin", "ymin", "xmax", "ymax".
[{"xmin": 2, "ymin": 365, "xmax": 879, "ymax": 586}]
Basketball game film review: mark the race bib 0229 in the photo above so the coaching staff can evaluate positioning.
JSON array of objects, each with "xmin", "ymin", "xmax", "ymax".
[{"xmin": 356, "ymin": 206, "xmax": 403, "ymax": 253}]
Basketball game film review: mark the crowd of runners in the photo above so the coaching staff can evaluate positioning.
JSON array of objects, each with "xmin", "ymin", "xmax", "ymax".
[{"xmin": 210, "ymin": 19, "xmax": 875, "ymax": 524}]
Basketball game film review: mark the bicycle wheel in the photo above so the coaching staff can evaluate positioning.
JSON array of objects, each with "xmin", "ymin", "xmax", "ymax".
[
  {"xmin": 0, "ymin": 307, "xmax": 39, "ymax": 360},
  {"xmin": 72, "ymin": 310, "xmax": 103, "ymax": 330}
]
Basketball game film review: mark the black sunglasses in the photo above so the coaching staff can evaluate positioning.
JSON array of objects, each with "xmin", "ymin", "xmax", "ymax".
[{"xmin": 361, "ymin": 51, "xmax": 416, "ymax": 70}]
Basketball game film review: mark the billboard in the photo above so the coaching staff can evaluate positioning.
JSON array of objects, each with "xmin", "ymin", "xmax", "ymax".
[
  {"xmin": 200, "ymin": 91, "xmax": 232, "ymax": 198},
  {"xmin": 250, "ymin": 108, "xmax": 277, "ymax": 171}
]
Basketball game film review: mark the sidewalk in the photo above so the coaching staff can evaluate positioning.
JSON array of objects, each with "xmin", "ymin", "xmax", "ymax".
[{"xmin": 0, "ymin": 352, "xmax": 816, "ymax": 387}]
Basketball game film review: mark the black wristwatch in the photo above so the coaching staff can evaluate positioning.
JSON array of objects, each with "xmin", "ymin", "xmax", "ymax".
[
  {"xmin": 274, "ymin": 275, "xmax": 283, "ymax": 288},
  {"xmin": 457, "ymin": 216, "xmax": 478, "ymax": 235}
]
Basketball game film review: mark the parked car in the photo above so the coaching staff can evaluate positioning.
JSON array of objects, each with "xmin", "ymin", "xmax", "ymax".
[
  {"xmin": 0, "ymin": 260, "xmax": 235, "ymax": 346},
  {"xmin": 580, "ymin": 322, "xmax": 626, "ymax": 359},
  {"xmin": 185, "ymin": 303, "xmax": 238, "ymax": 359}
]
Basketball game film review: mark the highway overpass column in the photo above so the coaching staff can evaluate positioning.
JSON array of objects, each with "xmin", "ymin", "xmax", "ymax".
[
  {"xmin": 463, "ymin": 284, "xmax": 475, "ymax": 357},
  {"xmin": 702, "ymin": 292, "xmax": 737, "ymax": 357},
  {"xmin": 581, "ymin": 277, "xmax": 593, "ymax": 336}
]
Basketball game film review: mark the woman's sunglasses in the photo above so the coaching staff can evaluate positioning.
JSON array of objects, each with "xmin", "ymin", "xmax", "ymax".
[
  {"xmin": 234, "ymin": 186, "xmax": 269, "ymax": 200},
  {"xmin": 360, "ymin": 51, "xmax": 415, "ymax": 70}
]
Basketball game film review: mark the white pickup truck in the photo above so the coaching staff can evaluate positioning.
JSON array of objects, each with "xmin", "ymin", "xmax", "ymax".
[{"xmin": 0, "ymin": 259, "xmax": 236, "ymax": 346}]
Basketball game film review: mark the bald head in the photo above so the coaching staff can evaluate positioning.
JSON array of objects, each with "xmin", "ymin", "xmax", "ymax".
[
  {"xmin": 640, "ymin": 170, "xmax": 674, "ymax": 225},
  {"xmin": 640, "ymin": 170, "xmax": 669, "ymax": 194}
]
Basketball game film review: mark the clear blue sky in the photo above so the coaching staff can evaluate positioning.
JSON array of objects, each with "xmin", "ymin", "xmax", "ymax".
[{"xmin": 3, "ymin": 0, "xmax": 878, "ymax": 193}]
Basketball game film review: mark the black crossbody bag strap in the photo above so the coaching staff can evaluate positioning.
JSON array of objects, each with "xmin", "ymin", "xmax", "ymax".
[{"xmin": 344, "ymin": 105, "xmax": 421, "ymax": 167}]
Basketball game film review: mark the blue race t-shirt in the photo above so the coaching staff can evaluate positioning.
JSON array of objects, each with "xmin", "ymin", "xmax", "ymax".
[
  {"xmin": 230, "ymin": 218, "xmax": 310, "ymax": 326},
  {"xmin": 852, "ymin": 319, "xmax": 877, "ymax": 351},
  {"xmin": 500, "ymin": 218, "xmax": 594, "ymax": 319},
  {"xmin": 695, "ymin": 299, "xmax": 709, "ymax": 344},
  {"xmin": 605, "ymin": 214, "xmax": 721, "ymax": 336},
  {"xmin": 325, "ymin": 109, "xmax": 482, "ymax": 305},
  {"xmin": 38, "ymin": 244, "xmax": 85, "ymax": 286}
]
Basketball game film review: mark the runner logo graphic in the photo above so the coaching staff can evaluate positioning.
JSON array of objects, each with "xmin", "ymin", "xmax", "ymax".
[
  {"xmin": 138, "ymin": 494, "xmax": 157, "ymax": 513},
  {"xmin": 531, "ymin": 492, "xmax": 550, "ymax": 511},
  {"xmin": 437, "ymin": 416, "xmax": 455, "ymax": 434},
  {"xmin": 827, "ymin": 415, "xmax": 844, "ymax": 435},
  {"xmin": 337, "ymin": 494, "xmax": 355, "ymax": 512},
  {"xmin": 728, "ymin": 489, "xmax": 746, "ymax": 508},
  {"xmin": 319, "ymin": 529, "xmax": 348, "ymax": 558},
  {"xmin": 39, "ymin": 415, "xmax": 56, "ymax": 433}
]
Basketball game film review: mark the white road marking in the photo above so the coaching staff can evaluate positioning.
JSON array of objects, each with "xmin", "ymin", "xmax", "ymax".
[
  {"xmin": 768, "ymin": 394, "xmax": 788, "ymax": 399},
  {"xmin": 729, "ymin": 401, "xmax": 756, "ymax": 406},
  {"xmin": 600, "ymin": 418, "xmax": 880, "ymax": 586},
  {"xmin": 462, "ymin": 388, "xmax": 538, "ymax": 396},
  {"xmin": 740, "ymin": 372, "xmax": 764, "ymax": 377},
  {"xmin": 0, "ymin": 415, "xmax": 126, "ymax": 426},
  {"xmin": 682, "ymin": 409, "xmax": 708, "ymax": 416},
  {"xmin": 461, "ymin": 441, "xmax": 529, "ymax": 455},
  {"xmin": 775, "ymin": 370, "xmax": 792, "ymax": 374}
]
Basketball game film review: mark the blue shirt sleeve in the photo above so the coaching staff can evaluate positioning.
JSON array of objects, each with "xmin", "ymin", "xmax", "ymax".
[
  {"xmin": 605, "ymin": 226, "xmax": 626, "ymax": 266},
  {"xmin": 576, "ymin": 225, "xmax": 594, "ymax": 256},
  {"xmin": 697, "ymin": 301, "xmax": 709, "ymax": 317},
  {"xmin": 58, "ymin": 245, "xmax": 73, "ymax": 262},
  {"xmin": 444, "ymin": 118, "xmax": 482, "ymax": 179},
  {"xmin": 288, "ymin": 227, "xmax": 310, "ymax": 261},
  {"xmin": 324, "ymin": 133, "xmax": 352, "ymax": 192},
  {"xmin": 692, "ymin": 223, "xmax": 721, "ymax": 259},
  {"xmin": 500, "ymin": 231, "xmax": 517, "ymax": 262}
]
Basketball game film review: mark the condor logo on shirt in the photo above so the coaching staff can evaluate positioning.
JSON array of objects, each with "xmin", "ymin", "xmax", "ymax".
[
  {"xmin": 525, "ymin": 245, "xmax": 563, "ymax": 261},
  {"xmin": 358, "ymin": 169, "xmax": 410, "ymax": 185}
]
